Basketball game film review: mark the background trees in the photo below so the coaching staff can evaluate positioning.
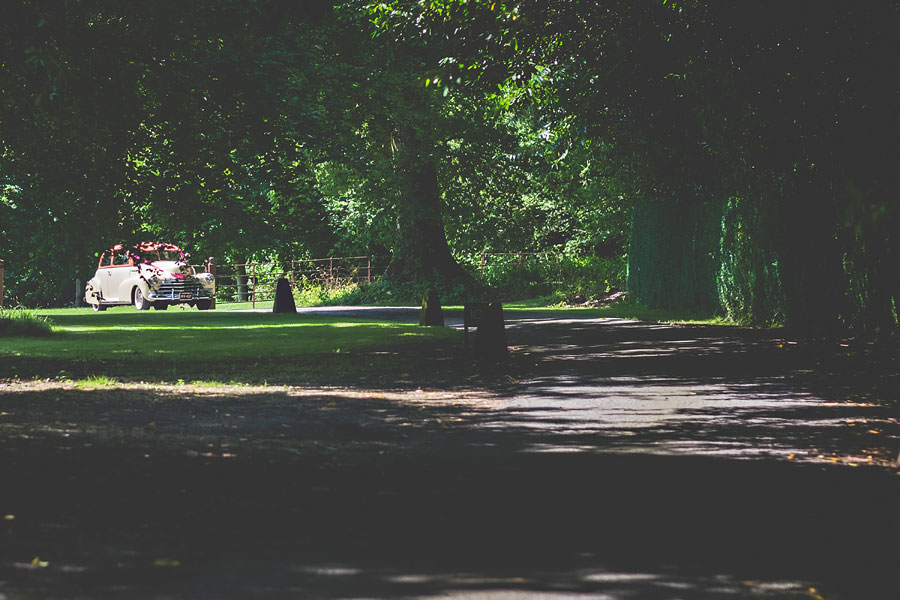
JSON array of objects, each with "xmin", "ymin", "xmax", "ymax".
[
  {"xmin": 381, "ymin": 0, "xmax": 898, "ymax": 335},
  {"xmin": 2, "ymin": 1, "xmax": 897, "ymax": 338}
]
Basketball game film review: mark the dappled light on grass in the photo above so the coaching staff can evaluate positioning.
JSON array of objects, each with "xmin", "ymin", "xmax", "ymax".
[
  {"xmin": 60, "ymin": 319, "xmax": 409, "ymax": 333},
  {"xmin": 0, "ymin": 309, "xmax": 462, "ymax": 385}
]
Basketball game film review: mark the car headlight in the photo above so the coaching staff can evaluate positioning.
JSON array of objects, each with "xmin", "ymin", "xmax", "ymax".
[
  {"xmin": 200, "ymin": 273, "xmax": 215, "ymax": 286},
  {"xmin": 146, "ymin": 275, "xmax": 161, "ymax": 289}
]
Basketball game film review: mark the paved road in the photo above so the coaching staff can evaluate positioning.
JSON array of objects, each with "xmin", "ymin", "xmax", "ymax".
[
  {"xmin": 2, "ymin": 306, "xmax": 897, "ymax": 599},
  {"xmin": 283, "ymin": 306, "xmax": 900, "ymax": 599},
  {"xmin": 293, "ymin": 306, "xmax": 895, "ymax": 466}
]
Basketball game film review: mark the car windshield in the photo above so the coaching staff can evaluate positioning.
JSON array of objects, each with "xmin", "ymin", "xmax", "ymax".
[{"xmin": 138, "ymin": 249, "xmax": 183, "ymax": 263}]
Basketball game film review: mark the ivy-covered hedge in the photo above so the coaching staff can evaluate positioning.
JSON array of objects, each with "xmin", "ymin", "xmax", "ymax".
[{"xmin": 627, "ymin": 194, "xmax": 786, "ymax": 327}]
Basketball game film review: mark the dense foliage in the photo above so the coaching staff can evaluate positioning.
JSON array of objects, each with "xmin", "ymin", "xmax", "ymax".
[
  {"xmin": 2, "ymin": 1, "xmax": 897, "ymax": 337},
  {"xmin": 376, "ymin": 0, "xmax": 898, "ymax": 335}
]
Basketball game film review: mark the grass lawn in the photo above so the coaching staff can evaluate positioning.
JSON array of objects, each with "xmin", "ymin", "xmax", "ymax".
[
  {"xmin": 0, "ymin": 306, "xmax": 462, "ymax": 385},
  {"xmin": 219, "ymin": 295, "xmax": 742, "ymax": 327},
  {"xmin": 0, "ymin": 299, "xmax": 760, "ymax": 387}
]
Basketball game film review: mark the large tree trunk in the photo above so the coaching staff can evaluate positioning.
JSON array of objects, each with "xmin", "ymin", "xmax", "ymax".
[{"xmin": 383, "ymin": 121, "xmax": 479, "ymax": 289}]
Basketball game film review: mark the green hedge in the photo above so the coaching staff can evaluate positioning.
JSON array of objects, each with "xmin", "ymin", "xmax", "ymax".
[{"xmin": 627, "ymin": 195, "xmax": 786, "ymax": 327}]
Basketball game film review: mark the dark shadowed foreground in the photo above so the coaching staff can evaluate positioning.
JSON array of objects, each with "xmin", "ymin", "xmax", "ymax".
[{"xmin": 1, "ymin": 310, "xmax": 897, "ymax": 599}]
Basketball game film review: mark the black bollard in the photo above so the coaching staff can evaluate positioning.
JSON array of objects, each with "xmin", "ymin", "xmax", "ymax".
[
  {"xmin": 476, "ymin": 301, "xmax": 507, "ymax": 360},
  {"xmin": 419, "ymin": 289, "xmax": 444, "ymax": 326},
  {"xmin": 272, "ymin": 278, "xmax": 297, "ymax": 313}
]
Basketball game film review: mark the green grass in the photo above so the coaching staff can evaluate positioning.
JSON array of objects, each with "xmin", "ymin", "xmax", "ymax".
[
  {"xmin": 1, "ymin": 308, "xmax": 461, "ymax": 384},
  {"xmin": 0, "ymin": 307, "xmax": 54, "ymax": 337},
  {"xmin": 187, "ymin": 379, "xmax": 240, "ymax": 388},
  {"xmin": 216, "ymin": 300, "xmax": 275, "ymax": 310},
  {"xmin": 74, "ymin": 375, "xmax": 118, "ymax": 389},
  {"xmin": 501, "ymin": 298, "xmax": 743, "ymax": 326}
]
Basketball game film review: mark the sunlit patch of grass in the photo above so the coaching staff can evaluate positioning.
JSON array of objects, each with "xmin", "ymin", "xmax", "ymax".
[
  {"xmin": 503, "ymin": 298, "xmax": 749, "ymax": 327},
  {"xmin": 2, "ymin": 308, "xmax": 462, "ymax": 384},
  {"xmin": 188, "ymin": 380, "xmax": 236, "ymax": 388},
  {"xmin": 597, "ymin": 302, "xmax": 740, "ymax": 326},
  {"xmin": 75, "ymin": 375, "xmax": 118, "ymax": 389},
  {"xmin": 501, "ymin": 297, "xmax": 568, "ymax": 310},
  {"xmin": 216, "ymin": 301, "xmax": 275, "ymax": 310}
]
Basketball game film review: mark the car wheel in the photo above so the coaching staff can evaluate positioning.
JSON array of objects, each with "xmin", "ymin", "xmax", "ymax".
[
  {"xmin": 153, "ymin": 302, "xmax": 169, "ymax": 310},
  {"xmin": 91, "ymin": 302, "xmax": 107, "ymax": 312},
  {"xmin": 133, "ymin": 288, "xmax": 151, "ymax": 311},
  {"xmin": 196, "ymin": 299, "xmax": 212, "ymax": 311}
]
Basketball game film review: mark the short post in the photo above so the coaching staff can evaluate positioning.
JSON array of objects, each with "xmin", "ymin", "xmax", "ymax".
[
  {"xmin": 328, "ymin": 256, "xmax": 334, "ymax": 287},
  {"xmin": 463, "ymin": 302, "xmax": 487, "ymax": 349},
  {"xmin": 419, "ymin": 289, "xmax": 444, "ymax": 326},
  {"xmin": 0, "ymin": 258, "xmax": 4, "ymax": 307},
  {"xmin": 75, "ymin": 279, "xmax": 81, "ymax": 307},
  {"xmin": 477, "ymin": 302, "xmax": 507, "ymax": 361},
  {"xmin": 206, "ymin": 258, "xmax": 216, "ymax": 309},
  {"xmin": 273, "ymin": 277, "xmax": 297, "ymax": 313},
  {"xmin": 367, "ymin": 256, "xmax": 371, "ymax": 283}
]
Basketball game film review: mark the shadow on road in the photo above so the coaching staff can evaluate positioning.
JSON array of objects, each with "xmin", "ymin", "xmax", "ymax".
[{"xmin": 1, "ymin": 310, "xmax": 897, "ymax": 598}]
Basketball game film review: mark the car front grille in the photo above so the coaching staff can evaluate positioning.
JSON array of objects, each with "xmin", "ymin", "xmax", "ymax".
[{"xmin": 151, "ymin": 278, "xmax": 210, "ymax": 300}]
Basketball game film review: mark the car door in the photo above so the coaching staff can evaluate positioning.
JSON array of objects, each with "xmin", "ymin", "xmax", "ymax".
[
  {"xmin": 108, "ymin": 250, "xmax": 138, "ymax": 302},
  {"xmin": 97, "ymin": 252, "xmax": 116, "ymax": 300}
]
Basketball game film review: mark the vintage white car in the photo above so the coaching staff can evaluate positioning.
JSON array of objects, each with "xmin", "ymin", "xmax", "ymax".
[{"xmin": 84, "ymin": 242, "xmax": 215, "ymax": 311}]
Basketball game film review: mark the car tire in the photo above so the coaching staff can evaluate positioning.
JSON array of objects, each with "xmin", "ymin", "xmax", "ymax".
[
  {"xmin": 91, "ymin": 302, "xmax": 107, "ymax": 312},
  {"xmin": 133, "ymin": 288, "xmax": 151, "ymax": 311},
  {"xmin": 196, "ymin": 299, "xmax": 212, "ymax": 311}
]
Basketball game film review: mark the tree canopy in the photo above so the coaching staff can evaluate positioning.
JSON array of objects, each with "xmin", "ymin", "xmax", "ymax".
[{"xmin": 2, "ymin": 1, "xmax": 897, "ymax": 337}]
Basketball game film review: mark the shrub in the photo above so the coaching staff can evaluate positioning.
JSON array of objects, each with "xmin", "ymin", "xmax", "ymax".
[
  {"xmin": 287, "ymin": 253, "xmax": 627, "ymax": 307},
  {"xmin": 299, "ymin": 279, "xmax": 473, "ymax": 306},
  {"xmin": 461, "ymin": 253, "xmax": 626, "ymax": 302},
  {"xmin": 293, "ymin": 282, "xmax": 362, "ymax": 306}
]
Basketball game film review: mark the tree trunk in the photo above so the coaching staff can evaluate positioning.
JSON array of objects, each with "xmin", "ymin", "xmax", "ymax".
[
  {"xmin": 235, "ymin": 263, "xmax": 249, "ymax": 303},
  {"xmin": 383, "ymin": 120, "xmax": 479, "ymax": 289},
  {"xmin": 778, "ymin": 174, "xmax": 846, "ymax": 338}
]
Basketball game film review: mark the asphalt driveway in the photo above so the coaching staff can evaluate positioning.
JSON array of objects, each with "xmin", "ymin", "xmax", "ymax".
[{"xmin": 1, "ymin": 306, "xmax": 897, "ymax": 599}]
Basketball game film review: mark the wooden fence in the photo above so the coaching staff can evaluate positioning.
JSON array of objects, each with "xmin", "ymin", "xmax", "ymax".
[
  {"xmin": 210, "ymin": 255, "xmax": 390, "ymax": 307},
  {"xmin": 209, "ymin": 252, "xmax": 564, "ymax": 307},
  {"xmin": 474, "ymin": 252, "xmax": 560, "ymax": 276}
]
